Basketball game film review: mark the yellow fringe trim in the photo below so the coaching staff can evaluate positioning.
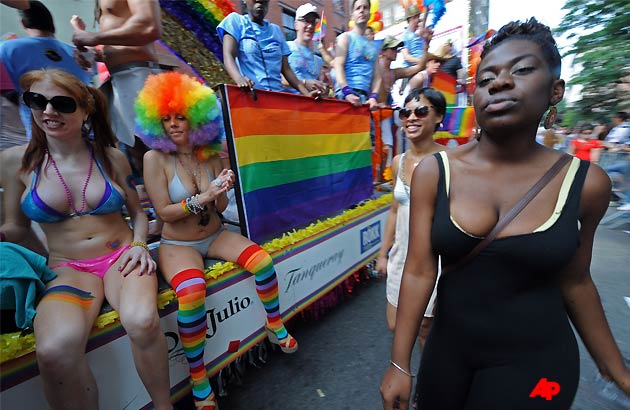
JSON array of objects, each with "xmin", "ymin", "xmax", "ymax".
[
  {"xmin": 1, "ymin": 195, "xmax": 391, "ymax": 364},
  {"xmin": 0, "ymin": 332, "xmax": 35, "ymax": 363},
  {"xmin": 203, "ymin": 194, "xmax": 392, "ymax": 279}
]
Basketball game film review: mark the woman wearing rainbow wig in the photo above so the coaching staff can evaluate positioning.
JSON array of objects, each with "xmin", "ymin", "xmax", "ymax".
[{"xmin": 137, "ymin": 72, "xmax": 298, "ymax": 410}]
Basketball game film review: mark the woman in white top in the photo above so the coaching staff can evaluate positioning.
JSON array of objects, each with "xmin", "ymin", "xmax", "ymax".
[{"xmin": 376, "ymin": 87, "xmax": 446, "ymax": 345}]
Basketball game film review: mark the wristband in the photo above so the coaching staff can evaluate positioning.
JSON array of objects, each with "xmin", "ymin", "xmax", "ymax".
[
  {"xmin": 369, "ymin": 92, "xmax": 378, "ymax": 100},
  {"xmin": 130, "ymin": 241, "xmax": 150, "ymax": 253},
  {"xmin": 341, "ymin": 86, "xmax": 355, "ymax": 98},
  {"xmin": 181, "ymin": 199, "xmax": 191, "ymax": 215},
  {"xmin": 0, "ymin": 232, "xmax": 6, "ymax": 242}
]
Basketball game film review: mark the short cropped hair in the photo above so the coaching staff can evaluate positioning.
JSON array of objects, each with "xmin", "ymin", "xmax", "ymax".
[
  {"xmin": 481, "ymin": 17, "xmax": 561, "ymax": 79},
  {"xmin": 403, "ymin": 87, "xmax": 447, "ymax": 131}
]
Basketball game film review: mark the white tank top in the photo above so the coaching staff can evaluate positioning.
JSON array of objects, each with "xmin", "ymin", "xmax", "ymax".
[{"xmin": 393, "ymin": 153, "xmax": 411, "ymax": 206}]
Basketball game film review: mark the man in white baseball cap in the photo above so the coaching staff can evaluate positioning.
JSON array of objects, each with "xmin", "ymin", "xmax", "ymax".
[
  {"xmin": 284, "ymin": 3, "xmax": 327, "ymax": 95},
  {"xmin": 295, "ymin": 3, "xmax": 319, "ymax": 20}
]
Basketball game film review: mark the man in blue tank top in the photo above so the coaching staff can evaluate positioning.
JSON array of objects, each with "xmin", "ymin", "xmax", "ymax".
[{"xmin": 334, "ymin": 0, "xmax": 381, "ymax": 109}]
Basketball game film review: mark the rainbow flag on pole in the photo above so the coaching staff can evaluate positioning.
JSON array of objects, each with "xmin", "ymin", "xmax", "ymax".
[
  {"xmin": 313, "ymin": 10, "xmax": 327, "ymax": 42},
  {"xmin": 221, "ymin": 86, "xmax": 373, "ymax": 243}
]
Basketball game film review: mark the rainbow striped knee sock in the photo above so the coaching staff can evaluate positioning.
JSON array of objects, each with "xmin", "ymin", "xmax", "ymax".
[
  {"xmin": 171, "ymin": 269, "xmax": 212, "ymax": 403},
  {"xmin": 237, "ymin": 244, "xmax": 288, "ymax": 340}
]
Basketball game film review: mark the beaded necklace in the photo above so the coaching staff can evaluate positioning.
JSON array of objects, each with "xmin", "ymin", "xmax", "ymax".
[
  {"xmin": 176, "ymin": 153, "xmax": 209, "ymax": 226},
  {"xmin": 176, "ymin": 153, "xmax": 201, "ymax": 193},
  {"xmin": 46, "ymin": 147, "xmax": 94, "ymax": 218}
]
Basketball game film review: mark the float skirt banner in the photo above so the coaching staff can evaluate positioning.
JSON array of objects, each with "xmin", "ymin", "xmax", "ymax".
[{"xmin": 223, "ymin": 86, "xmax": 373, "ymax": 243}]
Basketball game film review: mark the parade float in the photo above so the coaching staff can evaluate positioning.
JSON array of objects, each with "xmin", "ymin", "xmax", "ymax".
[{"xmin": 0, "ymin": 1, "xmax": 476, "ymax": 408}]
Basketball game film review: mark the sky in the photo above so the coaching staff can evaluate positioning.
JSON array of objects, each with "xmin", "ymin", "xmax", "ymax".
[
  {"xmin": 488, "ymin": 0, "xmax": 580, "ymax": 100},
  {"xmin": 489, "ymin": 0, "xmax": 568, "ymax": 30}
]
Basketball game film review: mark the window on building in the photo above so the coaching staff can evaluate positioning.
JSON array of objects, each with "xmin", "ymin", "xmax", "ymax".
[
  {"xmin": 333, "ymin": 0, "xmax": 345, "ymax": 15},
  {"xmin": 282, "ymin": 8, "xmax": 296, "ymax": 41}
]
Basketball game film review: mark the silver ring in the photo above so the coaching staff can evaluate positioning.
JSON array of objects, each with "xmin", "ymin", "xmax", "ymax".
[{"xmin": 214, "ymin": 178, "xmax": 222, "ymax": 187}]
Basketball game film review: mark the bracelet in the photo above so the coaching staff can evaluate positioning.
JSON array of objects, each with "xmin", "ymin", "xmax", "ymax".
[
  {"xmin": 181, "ymin": 199, "xmax": 191, "ymax": 215},
  {"xmin": 130, "ymin": 241, "xmax": 150, "ymax": 253},
  {"xmin": 302, "ymin": 78, "xmax": 306, "ymax": 86},
  {"xmin": 0, "ymin": 232, "xmax": 6, "ymax": 242},
  {"xmin": 186, "ymin": 194, "xmax": 204, "ymax": 215},
  {"xmin": 390, "ymin": 360, "xmax": 415, "ymax": 378},
  {"xmin": 369, "ymin": 92, "xmax": 378, "ymax": 100},
  {"xmin": 341, "ymin": 85, "xmax": 355, "ymax": 98}
]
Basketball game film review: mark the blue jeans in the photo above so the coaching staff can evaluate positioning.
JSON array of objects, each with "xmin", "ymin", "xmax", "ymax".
[{"xmin": 605, "ymin": 161, "xmax": 630, "ymax": 204}]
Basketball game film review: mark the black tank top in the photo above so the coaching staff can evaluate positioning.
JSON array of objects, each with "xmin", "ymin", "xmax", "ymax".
[{"xmin": 430, "ymin": 152, "xmax": 589, "ymax": 354}]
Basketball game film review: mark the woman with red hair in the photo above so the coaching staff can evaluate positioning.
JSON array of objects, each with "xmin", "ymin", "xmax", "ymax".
[{"xmin": 0, "ymin": 69, "xmax": 172, "ymax": 410}]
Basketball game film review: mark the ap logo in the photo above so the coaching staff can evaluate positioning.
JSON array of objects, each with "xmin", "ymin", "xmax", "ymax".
[{"xmin": 529, "ymin": 378, "xmax": 561, "ymax": 401}]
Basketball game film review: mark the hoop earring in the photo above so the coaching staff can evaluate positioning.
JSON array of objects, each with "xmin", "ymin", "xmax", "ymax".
[
  {"xmin": 474, "ymin": 126, "xmax": 481, "ymax": 141},
  {"xmin": 544, "ymin": 106, "xmax": 557, "ymax": 129}
]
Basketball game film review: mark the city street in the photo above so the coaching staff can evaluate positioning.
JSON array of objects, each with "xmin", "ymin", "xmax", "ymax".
[{"xmin": 214, "ymin": 210, "xmax": 630, "ymax": 410}]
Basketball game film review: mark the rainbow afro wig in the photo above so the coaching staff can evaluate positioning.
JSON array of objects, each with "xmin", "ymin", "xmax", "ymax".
[{"xmin": 134, "ymin": 72, "xmax": 224, "ymax": 154}]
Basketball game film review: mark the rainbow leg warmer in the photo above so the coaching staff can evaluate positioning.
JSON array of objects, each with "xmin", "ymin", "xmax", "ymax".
[
  {"xmin": 237, "ymin": 244, "xmax": 287, "ymax": 340},
  {"xmin": 171, "ymin": 269, "xmax": 212, "ymax": 404}
]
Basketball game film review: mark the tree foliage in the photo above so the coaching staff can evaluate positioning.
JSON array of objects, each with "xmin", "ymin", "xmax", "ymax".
[{"xmin": 555, "ymin": 0, "xmax": 630, "ymax": 120}]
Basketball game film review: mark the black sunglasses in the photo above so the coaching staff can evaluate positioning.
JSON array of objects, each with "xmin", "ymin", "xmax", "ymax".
[
  {"xmin": 399, "ymin": 105, "xmax": 433, "ymax": 120},
  {"xmin": 298, "ymin": 17, "xmax": 320, "ymax": 25},
  {"xmin": 22, "ymin": 91, "xmax": 77, "ymax": 114}
]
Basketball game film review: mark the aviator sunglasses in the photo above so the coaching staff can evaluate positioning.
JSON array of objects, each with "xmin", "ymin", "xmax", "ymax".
[
  {"xmin": 398, "ymin": 105, "xmax": 433, "ymax": 120},
  {"xmin": 22, "ymin": 91, "xmax": 77, "ymax": 114}
]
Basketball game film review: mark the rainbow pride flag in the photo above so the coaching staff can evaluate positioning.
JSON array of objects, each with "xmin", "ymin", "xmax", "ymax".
[
  {"xmin": 431, "ymin": 71, "xmax": 456, "ymax": 107},
  {"xmin": 313, "ymin": 10, "xmax": 327, "ymax": 42},
  {"xmin": 221, "ymin": 86, "xmax": 373, "ymax": 243},
  {"xmin": 444, "ymin": 107, "xmax": 475, "ymax": 137}
]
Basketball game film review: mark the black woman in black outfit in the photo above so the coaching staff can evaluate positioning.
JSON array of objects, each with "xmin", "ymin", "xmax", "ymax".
[{"xmin": 380, "ymin": 18, "xmax": 630, "ymax": 410}]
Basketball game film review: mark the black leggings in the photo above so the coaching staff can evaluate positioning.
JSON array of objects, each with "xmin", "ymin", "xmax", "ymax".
[{"xmin": 415, "ymin": 325, "xmax": 579, "ymax": 410}]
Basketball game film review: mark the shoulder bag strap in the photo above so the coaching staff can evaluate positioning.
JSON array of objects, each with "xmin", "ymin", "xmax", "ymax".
[{"xmin": 444, "ymin": 154, "xmax": 572, "ymax": 273}]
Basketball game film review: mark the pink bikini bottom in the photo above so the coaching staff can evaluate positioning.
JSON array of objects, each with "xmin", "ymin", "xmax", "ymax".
[{"xmin": 53, "ymin": 245, "xmax": 130, "ymax": 279}]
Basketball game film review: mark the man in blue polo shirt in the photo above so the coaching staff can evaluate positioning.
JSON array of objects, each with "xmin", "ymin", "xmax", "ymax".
[{"xmin": 218, "ymin": 0, "xmax": 320, "ymax": 98}]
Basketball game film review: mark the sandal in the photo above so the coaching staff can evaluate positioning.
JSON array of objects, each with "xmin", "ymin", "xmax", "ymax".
[
  {"xmin": 194, "ymin": 392, "xmax": 217, "ymax": 410},
  {"xmin": 265, "ymin": 327, "xmax": 298, "ymax": 353}
]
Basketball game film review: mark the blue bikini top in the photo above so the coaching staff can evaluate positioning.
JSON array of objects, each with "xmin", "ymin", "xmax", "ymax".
[
  {"xmin": 168, "ymin": 156, "xmax": 214, "ymax": 203},
  {"xmin": 21, "ymin": 153, "xmax": 126, "ymax": 223}
]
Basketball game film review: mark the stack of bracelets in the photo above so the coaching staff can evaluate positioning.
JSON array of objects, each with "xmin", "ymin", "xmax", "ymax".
[{"xmin": 181, "ymin": 194, "xmax": 206, "ymax": 215}]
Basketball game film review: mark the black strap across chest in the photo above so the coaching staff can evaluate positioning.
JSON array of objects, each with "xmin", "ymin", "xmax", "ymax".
[{"xmin": 443, "ymin": 154, "xmax": 572, "ymax": 273}]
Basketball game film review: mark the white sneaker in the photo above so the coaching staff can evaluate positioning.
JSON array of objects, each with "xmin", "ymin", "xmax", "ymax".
[{"xmin": 618, "ymin": 203, "xmax": 630, "ymax": 211}]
